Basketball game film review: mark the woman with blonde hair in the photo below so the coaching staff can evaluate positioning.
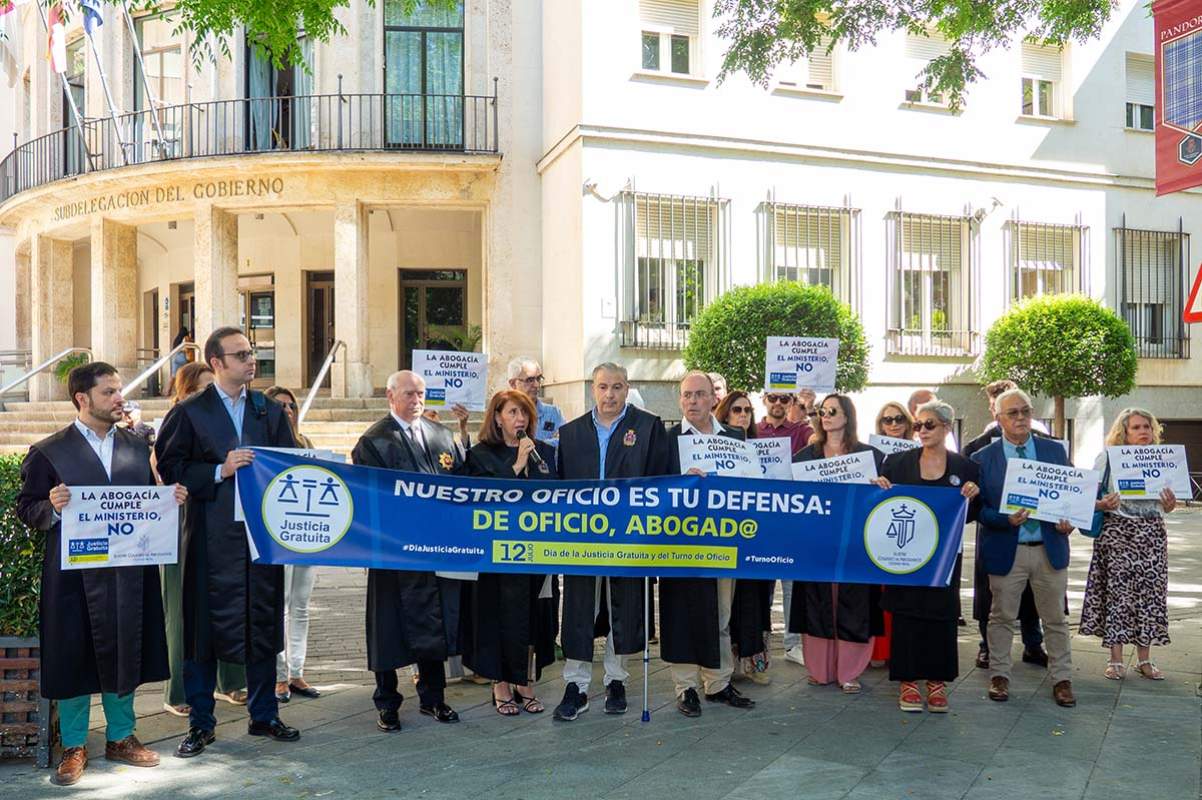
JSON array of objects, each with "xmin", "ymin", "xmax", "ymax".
[
  {"xmin": 1080, "ymin": 408, "xmax": 1177, "ymax": 681},
  {"xmin": 874, "ymin": 402, "xmax": 915, "ymax": 441}
]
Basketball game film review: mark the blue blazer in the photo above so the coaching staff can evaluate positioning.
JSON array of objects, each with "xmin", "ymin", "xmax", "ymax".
[{"xmin": 971, "ymin": 436, "xmax": 1072, "ymax": 575}]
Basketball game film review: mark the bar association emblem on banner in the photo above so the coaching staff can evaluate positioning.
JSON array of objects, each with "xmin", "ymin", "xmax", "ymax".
[{"xmin": 260, "ymin": 464, "xmax": 355, "ymax": 554}]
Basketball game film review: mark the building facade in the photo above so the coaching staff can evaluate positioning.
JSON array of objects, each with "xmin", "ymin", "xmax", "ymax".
[{"xmin": 0, "ymin": 0, "xmax": 1198, "ymax": 467}]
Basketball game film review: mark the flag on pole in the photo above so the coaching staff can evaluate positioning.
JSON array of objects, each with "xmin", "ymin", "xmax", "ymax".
[
  {"xmin": 1154, "ymin": 0, "xmax": 1202, "ymax": 194},
  {"xmin": 46, "ymin": 1, "xmax": 65, "ymax": 73},
  {"xmin": 79, "ymin": 0, "xmax": 101, "ymax": 34}
]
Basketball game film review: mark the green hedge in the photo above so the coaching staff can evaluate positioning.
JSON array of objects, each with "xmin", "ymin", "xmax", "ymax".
[{"xmin": 0, "ymin": 452, "xmax": 41, "ymax": 638}]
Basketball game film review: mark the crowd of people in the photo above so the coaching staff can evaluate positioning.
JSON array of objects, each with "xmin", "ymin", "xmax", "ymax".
[{"xmin": 15, "ymin": 326, "xmax": 1179, "ymax": 786}]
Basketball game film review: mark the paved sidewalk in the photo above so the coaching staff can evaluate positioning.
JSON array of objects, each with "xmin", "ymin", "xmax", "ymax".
[{"xmin": 3, "ymin": 511, "xmax": 1200, "ymax": 799}]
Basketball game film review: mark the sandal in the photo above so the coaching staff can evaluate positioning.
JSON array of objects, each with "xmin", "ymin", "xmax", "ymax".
[
  {"xmin": 513, "ymin": 690, "xmax": 544, "ymax": 714},
  {"xmin": 1135, "ymin": 660, "xmax": 1165, "ymax": 680},
  {"xmin": 898, "ymin": 681, "xmax": 922, "ymax": 712},
  {"xmin": 841, "ymin": 681, "xmax": 862, "ymax": 694},
  {"xmin": 926, "ymin": 681, "xmax": 948, "ymax": 713},
  {"xmin": 1104, "ymin": 661, "xmax": 1126, "ymax": 681},
  {"xmin": 492, "ymin": 689, "xmax": 521, "ymax": 716}
]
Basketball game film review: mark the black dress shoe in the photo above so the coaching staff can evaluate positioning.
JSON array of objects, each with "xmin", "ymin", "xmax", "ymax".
[
  {"xmin": 276, "ymin": 691, "xmax": 291, "ymax": 703},
  {"xmin": 419, "ymin": 703, "xmax": 460, "ymax": 723},
  {"xmin": 289, "ymin": 683, "xmax": 321, "ymax": 699},
  {"xmin": 377, "ymin": 709, "xmax": 401, "ymax": 732},
  {"xmin": 175, "ymin": 727, "xmax": 215, "ymax": 758},
  {"xmin": 604, "ymin": 681, "xmax": 627, "ymax": 714},
  {"xmin": 677, "ymin": 688, "xmax": 702, "ymax": 717},
  {"xmin": 975, "ymin": 646, "xmax": 990, "ymax": 670},
  {"xmin": 1022, "ymin": 647, "xmax": 1050, "ymax": 667},
  {"xmin": 248, "ymin": 717, "xmax": 300, "ymax": 741},
  {"xmin": 706, "ymin": 684, "xmax": 755, "ymax": 708}
]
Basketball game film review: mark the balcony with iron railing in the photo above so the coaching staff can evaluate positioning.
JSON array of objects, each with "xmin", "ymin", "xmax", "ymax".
[{"xmin": 0, "ymin": 79, "xmax": 499, "ymax": 203}]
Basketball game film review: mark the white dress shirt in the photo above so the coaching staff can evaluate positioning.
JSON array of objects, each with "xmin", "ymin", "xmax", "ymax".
[{"xmin": 73, "ymin": 418, "xmax": 116, "ymax": 480}]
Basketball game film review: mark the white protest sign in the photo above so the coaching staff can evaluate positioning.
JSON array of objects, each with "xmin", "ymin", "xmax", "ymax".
[
  {"xmin": 868, "ymin": 434, "xmax": 920, "ymax": 456},
  {"xmin": 677, "ymin": 434, "xmax": 763, "ymax": 478},
  {"xmin": 414, "ymin": 349, "xmax": 489, "ymax": 411},
  {"xmin": 1001, "ymin": 459, "xmax": 1100, "ymax": 530},
  {"xmin": 1106, "ymin": 445, "xmax": 1191, "ymax": 499},
  {"xmin": 751, "ymin": 437, "xmax": 793, "ymax": 480},
  {"xmin": 61, "ymin": 485, "xmax": 179, "ymax": 570},
  {"xmin": 791, "ymin": 450, "xmax": 879, "ymax": 484},
  {"xmin": 236, "ymin": 448, "xmax": 344, "ymax": 523},
  {"xmin": 764, "ymin": 336, "xmax": 839, "ymax": 394}
]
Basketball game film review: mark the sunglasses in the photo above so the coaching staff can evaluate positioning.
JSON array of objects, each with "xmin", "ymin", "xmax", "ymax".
[
  {"xmin": 277, "ymin": 401, "xmax": 297, "ymax": 411},
  {"xmin": 815, "ymin": 408, "xmax": 841, "ymax": 418},
  {"xmin": 881, "ymin": 414, "xmax": 908, "ymax": 426},
  {"xmin": 764, "ymin": 394, "xmax": 792, "ymax": 404},
  {"xmin": 1003, "ymin": 406, "xmax": 1034, "ymax": 420},
  {"xmin": 729, "ymin": 405, "xmax": 753, "ymax": 414},
  {"xmin": 914, "ymin": 419, "xmax": 942, "ymax": 431}
]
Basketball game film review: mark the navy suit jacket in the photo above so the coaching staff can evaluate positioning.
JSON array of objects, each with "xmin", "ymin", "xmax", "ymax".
[{"xmin": 971, "ymin": 435, "xmax": 1073, "ymax": 575}]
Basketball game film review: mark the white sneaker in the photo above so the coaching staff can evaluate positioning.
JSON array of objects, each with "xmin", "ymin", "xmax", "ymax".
[{"xmin": 784, "ymin": 645, "xmax": 805, "ymax": 666}]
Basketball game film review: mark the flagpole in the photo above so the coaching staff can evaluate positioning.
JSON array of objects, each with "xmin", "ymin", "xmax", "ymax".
[
  {"xmin": 120, "ymin": 0, "xmax": 166, "ymax": 159},
  {"xmin": 81, "ymin": 5, "xmax": 128, "ymax": 165},
  {"xmin": 642, "ymin": 576, "xmax": 650, "ymax": 722},
  {"xmin": 35, "ymin": 0, "xmax": 93, "ymax": 171}
]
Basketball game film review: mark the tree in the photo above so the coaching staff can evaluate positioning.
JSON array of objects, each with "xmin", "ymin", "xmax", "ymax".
[
  {"xmin": 979, "ymin": 295, "xmax": 1137, "ymax": 438},
  {"xmin": 115, "ymin": 0, "xmax": 457, "ymax": 69},
  {"xmin": 682, "ymin": 282, "xmax": 869, "ymax": 392},
  {"xmin": 714, "ymin": 0, "xmax": 1119, "ymax": 111}
]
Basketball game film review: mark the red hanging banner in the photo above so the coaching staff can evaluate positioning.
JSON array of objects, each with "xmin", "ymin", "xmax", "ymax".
[{"xmin": 1155, "ymin": 0, "xmax": 1202, "ymax": 195}]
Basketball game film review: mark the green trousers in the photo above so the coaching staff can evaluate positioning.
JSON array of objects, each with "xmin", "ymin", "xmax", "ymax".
[
  {"xmin": 58, "ymin": 692, "xmax": 135, "ymax": 748},
  {"xmin": 161, "ymin": 563, "xmax": 246, "ymax": 706}
]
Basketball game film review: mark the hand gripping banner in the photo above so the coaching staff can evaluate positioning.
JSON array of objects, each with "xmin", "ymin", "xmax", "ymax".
[{"xmin": 237, "ymin": 449, "xmax": 969, "ymax": 587}]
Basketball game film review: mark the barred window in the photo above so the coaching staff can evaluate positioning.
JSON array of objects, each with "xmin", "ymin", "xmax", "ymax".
[
  {"xmin": 886, "ymin": 211, "xmax": 978, "ymax": 356},
  {"xmin": 759, "ymin": 202, "xmax": 859, "ymax": 308},
  {"xmin": 1006, "ymin": 220, "xmax": 1088, "ymax": 302},
  {"xmin": 1115, "ymin": 223, "xmax": 1190, "ymax": 359},
  {"xmin": 619, "ymin": 190, "xmax": 728, "ymax": 349}
]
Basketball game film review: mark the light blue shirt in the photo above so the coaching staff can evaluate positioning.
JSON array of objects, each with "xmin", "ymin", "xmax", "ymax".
[
  {"xmin": 73, "ymin": 418, "xmax": 115, "ymax": 480},
  {"xmin": 535, "ymin": 399, "xmax": 564, "ymax": 444},
  {"xmin": 1001, "ymin": 434, "xmax": 1042, "ymax": 543},
  {"xmin": 213, "ymin": 384, "xmax": 248, "ymax": 484},
  {"xmin": 591, "ymin": 404, "xmax": 629, "ymax": 480}
]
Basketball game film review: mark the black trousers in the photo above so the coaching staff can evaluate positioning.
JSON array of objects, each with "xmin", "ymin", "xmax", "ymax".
[{"xmin": 372, "ymin": 661, "xmax": 446, "ymax": 711}]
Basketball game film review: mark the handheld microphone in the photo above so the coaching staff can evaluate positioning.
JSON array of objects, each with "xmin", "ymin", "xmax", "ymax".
[{"xmin": 516, "ymin": 430, "xmax": 545, "ymax": 467}]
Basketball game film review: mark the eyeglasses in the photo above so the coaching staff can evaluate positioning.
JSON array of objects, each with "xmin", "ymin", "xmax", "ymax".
[
  {"xmin": 815, "ymin": 408, "xmax": 841, "ymax": 418},
  {"xmin": 519, "ymin": 375, "xmax": 545, "ymax": 385},
  {"xmin": 1003, "ymin": 406, "xmax": 1033, "ymax": 420},
  {"xmin": 764, "ymin": 394, "xmax": 792, "ymax": 404},
  {"xmin": 277, "ymin": 401, "xmax": 297, "ymax": 411},
  {"xmin": 881, "ymin": 415, "xmax": 908, "ymax": 426},
  {"xmin": 914, "ymin": 419, "xmax": 942, "ymax": 431},
  {"xmin": 730, "ymin": 405, "xmax": 753, "ymax": 414},
  {"xmin": 219, "ymin": 349, "xmax": 256, "ymax": 363}
]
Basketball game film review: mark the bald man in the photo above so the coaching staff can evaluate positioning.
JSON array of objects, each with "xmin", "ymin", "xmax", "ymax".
[{"xmin": 352, "ymin": 371, "xmax": 465, "ymax": 731}]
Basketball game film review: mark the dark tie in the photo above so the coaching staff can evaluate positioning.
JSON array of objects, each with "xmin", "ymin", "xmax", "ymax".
[{"xmin": 1016, "ymin": 444, "xmax": 1027, "ymax": 459}]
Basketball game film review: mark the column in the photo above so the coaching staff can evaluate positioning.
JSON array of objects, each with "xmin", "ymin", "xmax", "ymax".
[
  {"xmin": 90, "ymin": 218, "xmax": 138, "ymax": 373},
  {"xmin": 29, "ymin": 234, "xmax": 73, "ymax": 401},
  {"xmin": 15, "ymin": 247, "xmax": 30, "ymax": 352},
  {"xmin": 332, "ymin": 201, "xmax": 371, "ymax": 398},
  {"xmin": 192, "ymin": 204, "xmax": 239, "ymax": 346}
]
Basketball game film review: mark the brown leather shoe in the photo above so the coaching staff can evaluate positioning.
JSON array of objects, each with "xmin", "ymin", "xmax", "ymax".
[
  {"xmin": 988, "ymin": 676, "xmax": 1010, "ymax": 702},
  {"xmin": 105, "ymin": 735, "xmax": 160, "ymax": 767},
  {"xmin": 53, "ymin": 746, "xmax": 88, "ymax": 786},
  {"xmin": 1053, "ymin": 680, "xmax": 1077, "ymax": 707}
]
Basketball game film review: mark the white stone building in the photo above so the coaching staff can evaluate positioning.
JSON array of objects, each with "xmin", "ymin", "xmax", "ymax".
[{"xmin": 0, "ymin": 0, "xmax": 1198, "ymax": 468}]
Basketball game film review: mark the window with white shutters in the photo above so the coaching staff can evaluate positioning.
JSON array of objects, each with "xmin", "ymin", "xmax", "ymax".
[
  {"xmin": 886, "ymin": 211, "xmax": 977, "ymax": 355},
  {"xmin": 1126, "ymin": 53, "xmax": 1155, "ymax": 131},
  {"xmin": 1007, "ymin": 221, "xmax": 1087, "ymax": 301},
  {"xmin": 1116, "ymin": 221, "xmax": 1190, "ymax": 358},
  {"xmin": 639, "ymin": 0, "xmax": 700, "ymax": 76},
  {"xmin": 619, "ymin": 190, "xmax": 729, "ymax": 349},
  {"xmin": 903, "ymin": 32, "xmax": 951, "ymax": 105},
  {"xmin": 1021, "ymin": 41, "xmax": 1063, "ymax": 118},
  {"xmin": 760, "ymin": 202, "xmax": 859, "ymax": 307},
  {"xmin": 777, "ymin": 35, "xmax": 836, "ymax": 92}
]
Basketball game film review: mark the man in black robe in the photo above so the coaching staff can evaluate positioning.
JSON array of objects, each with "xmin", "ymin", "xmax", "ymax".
[
  {"xmin": 662, "ymin": 371, "xmax": 756, "ymax": 716},
  {"xmin": 155, "ymin": 327, "xmax": 300, "ymax": 758},
  {"xmin": 351, "ymin": 369, "xmax": 465, "ymax": 731},
  {"xmin": 552, "ymin": 362, "xmax": 670, "ymax": 721},
  {"xmin": 17, "ymin": 362, "xmax": 181, "ymax": 785}
]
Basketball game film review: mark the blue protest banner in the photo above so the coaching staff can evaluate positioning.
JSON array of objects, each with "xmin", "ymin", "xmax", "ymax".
[{"xmin": 238, "ymin": 448, "xmax": 969, "ymax": 586}]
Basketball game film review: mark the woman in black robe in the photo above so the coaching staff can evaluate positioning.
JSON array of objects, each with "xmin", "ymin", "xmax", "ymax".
[
  {"xmin": 460, "ymin": 389, "xmax": 559, "ymax": 715},
  {"xmin": 875, "ymin": 398, "xmax": 980, "ymax": 713},
  {"xmin": 790, "ymin": 393, "xmax": 885, "ymax": 693}
]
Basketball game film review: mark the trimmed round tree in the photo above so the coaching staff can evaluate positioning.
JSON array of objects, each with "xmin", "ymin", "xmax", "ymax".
[
  {"xmin": 682, "ymin": 282, "xmax": 869, "ymax": 392},
  {"xmin": 979, "ymin": 295, "xmax": 1137, "ymax": 437}
]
